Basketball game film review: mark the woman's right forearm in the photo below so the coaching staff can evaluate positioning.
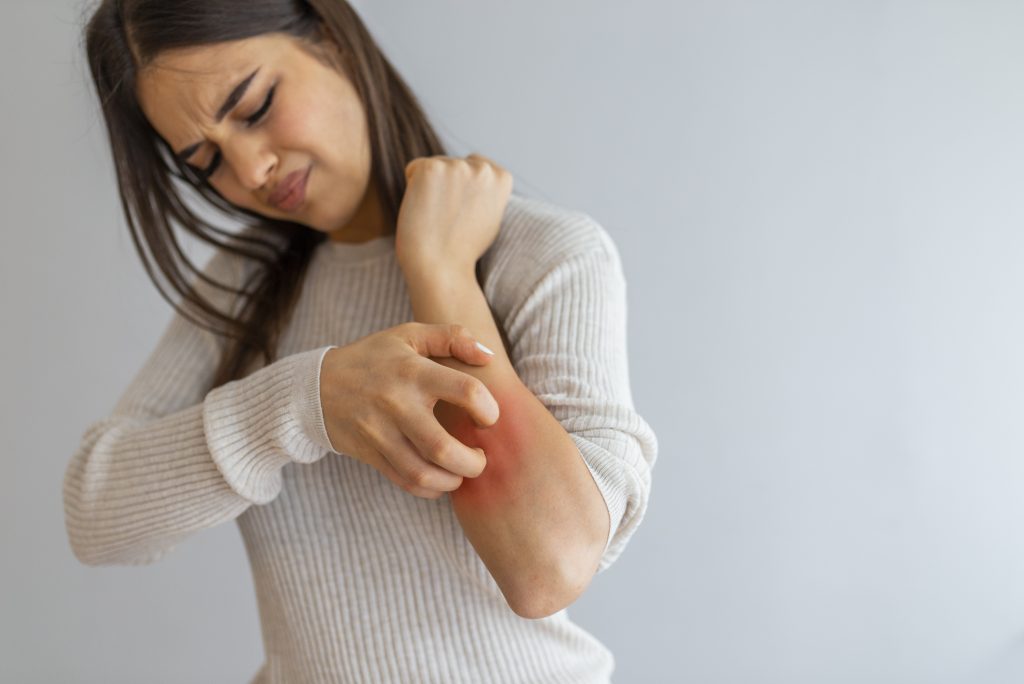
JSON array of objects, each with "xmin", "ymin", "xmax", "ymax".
[
  {"xmin": 63, "ymin": 403, "xmax": 252, "ymax": 566},
  {"xmin": 63, "ymin": 345, "xmax": 336, "ymax": 566}
]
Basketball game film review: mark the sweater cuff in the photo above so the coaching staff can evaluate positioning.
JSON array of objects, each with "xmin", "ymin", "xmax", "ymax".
[
  {"xmin": 202, "ymin": 345, "xmax": 339, "ymax": 504},
  {"xmin": 571, "ymin": 429, "xmax": 653, "ymax": 573},
  {"xmin": 295, "ymin": 345, "xmax": 340, "ymax": 455}
]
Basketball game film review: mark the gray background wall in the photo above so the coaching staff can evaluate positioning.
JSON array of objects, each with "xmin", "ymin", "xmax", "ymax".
[{"xmin": 2, "ymin": 1, "xmax": 1023, "ymax": 682}]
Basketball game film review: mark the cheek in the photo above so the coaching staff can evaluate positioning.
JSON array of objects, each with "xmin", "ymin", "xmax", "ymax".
[
  {"xmin": 298, "ymin": 88, "xmax": 368, "ymax": 165},
  {"xmin": 273, "ymin": 81, "xmax": 340, "ymax": 150},
  {"xmin": 271, "ymin": 97, "xmax": 315, "ymax": 146}
]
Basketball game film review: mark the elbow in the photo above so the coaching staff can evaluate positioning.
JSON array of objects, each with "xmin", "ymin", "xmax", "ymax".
[
  {"xmin": 508, "ymin": 571, "xmax": 592, "ymax": 620},
  {"xmin": 510, "ymin": 597, "xmax": 565, "ymax": 621},
  {"xmin": 63, "ymin": 511, "xmax": 112, "ymax": 567},
  {"xmin": 64, "ymin": 497, "xmax": 100, "ymax": 567},
  {"xmin": 64, "ymin": 503, "xmax": 171, "ymax": 566},
  {"xmin": 506, "ymin": 526, "xmax": 606, "ymax": 620},
  {"xmin": 66, "ymin": 532, "xmax": 167, "ymax": 567},
  {"xmin": 63, "ymin": 487, "xmax": 110, "ymax": 567},
  {"xmin": 63, "ymin": 495, "xmax": 165, "ymax": 567},
  {"xmin": 64, "ymin": 520, "xmax": 110, "ymax": 567},
  {"xmin": 68, "ymin": 539, "xmax": 107, "ymax": 567},
  {"xmin": 506, "ymin": 550, "xmax": 599, "ymax": 620}
]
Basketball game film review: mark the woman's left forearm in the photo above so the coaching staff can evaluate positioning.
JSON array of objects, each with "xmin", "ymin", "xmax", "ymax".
[{"xmin": 402, "ymin": 263, "xmax": 608, "ymax": 619}]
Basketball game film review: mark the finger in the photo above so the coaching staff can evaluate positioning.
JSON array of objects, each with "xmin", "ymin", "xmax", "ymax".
[
  {"xmin": 424, "ymin": 363, "xmax": 499, "ymax": 427},
  {"xmin": 368, "ymin": 446, "xmax": 446, "ymax": 500},
  {"xmin": 371, "ymin": 421, "xmax": 464, "ymax": 492},
  {"xmin": 466, "ymin": 153, "xmax": 512, "ymax": 183},
  {"xmin": 405, "ymin": 156, "xmax": 458, "ymax": 180},
  {"xmin": 403, "ymin": 157, "xmax": 431, "ymax": 181},
  {"xmin": 401, "ymin": 413, "xmax": 487, "ymax": 479},
  {"xmin": 466, "ymin": 152, "xmax": 498, "ymax": 168},
  {"xmin": 405, "ymin": 323, "xmax": 496, "ymax": 366}
]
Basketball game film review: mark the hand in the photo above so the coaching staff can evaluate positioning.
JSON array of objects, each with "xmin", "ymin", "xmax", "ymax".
[
  {"xmin": 394, "ymin": 153, "xmax": 514, "ymax": 279},
  {"xmin": 319, "ymin": 322, "xmax": 500, "ymax": 499}
]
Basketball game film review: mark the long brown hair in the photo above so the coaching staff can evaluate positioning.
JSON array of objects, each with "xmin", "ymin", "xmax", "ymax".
[{"xmin": 84, "ymin": 0, "xmax": 447, "ymax": 390}]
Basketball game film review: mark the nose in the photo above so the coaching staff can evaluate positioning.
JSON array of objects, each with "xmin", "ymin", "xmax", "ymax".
[{"xmin": 223, "ymin": 135, "xmax": 276, "ymax": 191}]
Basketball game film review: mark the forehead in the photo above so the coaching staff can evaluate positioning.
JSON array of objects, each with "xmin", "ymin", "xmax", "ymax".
[{"xmin": 135, "ymin": 33, "xmax": 293, "ymax": 150}]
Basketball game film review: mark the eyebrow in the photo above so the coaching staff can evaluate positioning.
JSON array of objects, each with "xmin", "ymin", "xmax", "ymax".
[{"xmin": 173, "ymin": 66, "xmax": 261, "ymax": 164}]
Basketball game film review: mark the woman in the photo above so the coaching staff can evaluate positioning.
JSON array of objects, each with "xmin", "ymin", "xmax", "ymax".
[{"xmin": 63, "ymin": 1, "xmax": 659, "ymax": 681}]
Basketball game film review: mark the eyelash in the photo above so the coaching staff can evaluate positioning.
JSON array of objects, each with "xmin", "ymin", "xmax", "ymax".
[{"xmin": 193, "ymin": 84, "xmax": 276, "ymax": 182}]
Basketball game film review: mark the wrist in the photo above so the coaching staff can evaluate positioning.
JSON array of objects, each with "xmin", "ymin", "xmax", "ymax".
[{"xmin": 400, "ymin": 258, "xmax": 478, "ymax": 290}]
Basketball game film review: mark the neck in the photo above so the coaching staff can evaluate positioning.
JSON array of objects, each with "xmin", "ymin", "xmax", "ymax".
[{"xmin": 328, "ymin": 178, "xmax": 391, "ymax": 244}]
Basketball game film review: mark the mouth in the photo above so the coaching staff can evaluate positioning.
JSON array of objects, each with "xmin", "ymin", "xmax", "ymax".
[{"xmin": 268, "ymin": 165, "xmax": 311, "ymax": 212}]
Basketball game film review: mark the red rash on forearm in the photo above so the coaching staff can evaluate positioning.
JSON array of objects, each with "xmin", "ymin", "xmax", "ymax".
[
  {"xmin": 408, "ymin": 268, "xmax": 607, "ymax": 612},
  {"xmin": 433, "ymin": 377, "xmax": 527, "ymax": 511},
  {"xmin": 433, "ymin": 369, "xmax": 604, "ymax": 611}
]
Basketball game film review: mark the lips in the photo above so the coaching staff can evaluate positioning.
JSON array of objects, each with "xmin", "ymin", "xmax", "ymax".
[{"xmin": 268, "ymin": 165, "xmax": 311, "ymax": 211}]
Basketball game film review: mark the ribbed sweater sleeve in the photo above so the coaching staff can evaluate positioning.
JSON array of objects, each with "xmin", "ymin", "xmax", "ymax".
[
  {"xmin": 498, "ymin": 219, "xmax": 659, "ymax": 574},
  {"xmin": 62, "ymin": 249, "xmax": 339, "ymax": 567}
]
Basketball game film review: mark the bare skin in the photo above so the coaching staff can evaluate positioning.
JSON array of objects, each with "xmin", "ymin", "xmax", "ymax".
[
  {"xmin": 134, "ymin": 32, "xmax": 501, "ymax": 493},
  {"xmin": 135, "ymin": 31, "xmax": 607, "ymax": 616},
  {"xmin": 136, "ymin": 32, "xmax": 387, "ymax": 243}
]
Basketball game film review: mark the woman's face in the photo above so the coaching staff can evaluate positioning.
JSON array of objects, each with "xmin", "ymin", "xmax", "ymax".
[{"xmin": 136, "ymin": 32, "xmax": 381, "ymax": 239}]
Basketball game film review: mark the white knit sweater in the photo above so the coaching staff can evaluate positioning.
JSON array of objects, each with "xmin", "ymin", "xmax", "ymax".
[{"xmin": 63, "ymin": 193, "xmax": 659, "ymax": 683}]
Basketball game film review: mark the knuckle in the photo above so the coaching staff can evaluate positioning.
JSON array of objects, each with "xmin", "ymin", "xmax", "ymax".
[
  {"xmin": 394, "ymin": 357, "xmax": 419, "ymax": 381},
  {"xmin": 381, "ymin": 469, "xmax": 403, "ymax": 488},
  {"xmin": 406, "ymin": 158, "xmax": 432, "ymax": 174},
  {"xmin": 412, "ymin": 486, "xmax": 443, "ymax": 500},
  {"xmin": 378, "ymin": 390, "xmax": 403, "ymax": 415},
  {"xmin": 408, "ymin": 467, "xmax": 433, "ymax": 488},
  {"xmin": 426, "ymin": 432, "xmax": 451, "ymax": 464},
  {"xmin": 462, "ymin": 376, "xmax": 485, "ymax": 402},
  {"xmin": 396, "ymin": 321, "xmax": 421, "ymax": 343},
  {"xmin": 352, "ymin": 411, "xmax": 376, "ymax": 439},
  {"xmin": 430, "ymin": 439, "xmax": 455, "ymax": 469}
]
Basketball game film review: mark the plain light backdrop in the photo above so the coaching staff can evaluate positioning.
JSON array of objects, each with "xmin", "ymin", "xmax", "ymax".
[{"xmin": 3, "ymin": 1, "xmax": 1023, "ymax": 682}]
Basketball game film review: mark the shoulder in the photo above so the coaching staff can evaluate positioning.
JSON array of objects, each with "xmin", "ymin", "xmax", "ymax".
[
  {"xmin": 502, "ymin": 192, "xmax": 619, "ymax": 260},
  {"xmin": 479, "ymin": 193, "xmax": 626, "ymax": 319},
  {"xmin": 483, "ymin": 192, "xmax": 623, "ymax": 283}
]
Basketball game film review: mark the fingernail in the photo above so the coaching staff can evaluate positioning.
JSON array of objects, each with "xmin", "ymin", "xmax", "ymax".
[{"xmin": 476, "ymin": 341, "xmax": 494, "ymax": 355}]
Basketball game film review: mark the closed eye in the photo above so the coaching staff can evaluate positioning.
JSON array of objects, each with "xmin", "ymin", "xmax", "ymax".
[
  {"xmin": 245, "ymin": 84, "xmax": 275, "ymax": 126},
  {"xmin": 188, "ymin": 84, "xmax": 276, "ymax": 182}
]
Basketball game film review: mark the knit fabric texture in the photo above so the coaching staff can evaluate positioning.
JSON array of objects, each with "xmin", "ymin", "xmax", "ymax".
[{"xmin": 63, "ymin": 193, "xmax": 659, "ymax": 683}]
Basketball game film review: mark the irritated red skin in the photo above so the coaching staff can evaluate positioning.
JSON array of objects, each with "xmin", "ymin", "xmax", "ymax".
[
  {"xmin": 434, "ymin": 379, "xmax": 526, "ymax": 511},
  {"xmin": 404, "ymin": 265, "xmax": 606, "ymax": 617},
  {"xmin": 426, "ymin": 357, "xmax": 606, "ymax": 617},
  {"xmin": 433, "ymin": 379, "xmax": 570, "ymax": 612}
]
